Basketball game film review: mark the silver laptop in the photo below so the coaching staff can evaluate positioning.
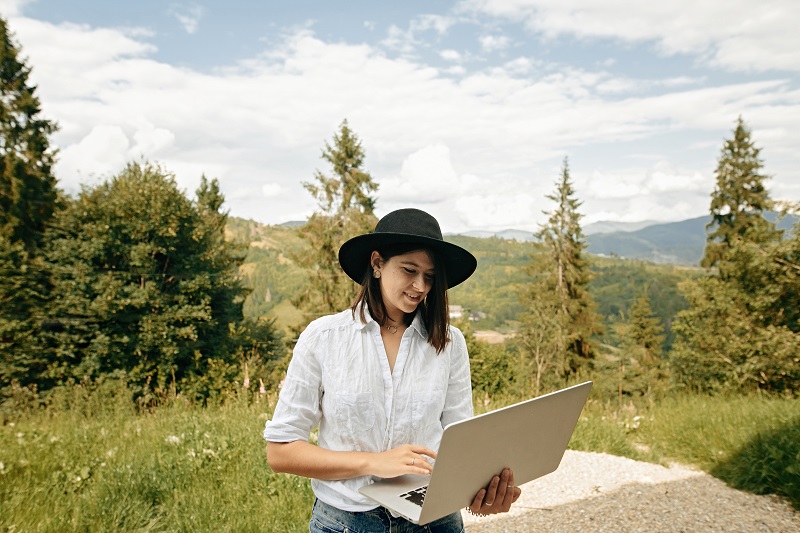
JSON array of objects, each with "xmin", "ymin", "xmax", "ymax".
[{"xmin": 359, "ymin": 381, "xmax": 592, "ymax": 525}]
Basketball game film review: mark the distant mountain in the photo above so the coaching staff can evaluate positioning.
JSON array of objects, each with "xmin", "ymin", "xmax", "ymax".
[
  {"xmin": 274, "ymin": 212, "xmax": 796, "ymax": 267},
  {"xmin": 586, "ymin": 212, "xmax": 798, "ymax": 266},
  {"xmin": 278, "ymin": 220, "xmax": 306, "ymax": 228},
  {"xmin": 587, "ymin": 216, "xmax": 709, "ymax": 265},
  {"xmin": 584, "ymin": 220, "xmax": 660, "ymax": 235},
  {"xmin": 456, "ymin": 229, "xmax": 535, "ymax": 242}
]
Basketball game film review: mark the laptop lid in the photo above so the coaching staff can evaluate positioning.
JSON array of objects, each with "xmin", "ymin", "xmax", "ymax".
[{"xmin": 359, "ymin": 381, "xmax": 592, "ymax": 525}]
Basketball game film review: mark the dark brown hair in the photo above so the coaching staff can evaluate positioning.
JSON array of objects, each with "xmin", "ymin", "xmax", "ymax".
[{"xmin": 350, "ymin": 244, "xmax": 451, "ymax": 353}]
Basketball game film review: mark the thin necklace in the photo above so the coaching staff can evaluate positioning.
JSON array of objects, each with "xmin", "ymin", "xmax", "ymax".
[{"xmin": 385, "ymin": 317, "xmax": 401, "ymax": 334}]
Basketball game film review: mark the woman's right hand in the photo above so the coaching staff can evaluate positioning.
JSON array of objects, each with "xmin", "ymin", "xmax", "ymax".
[{"xmin": 369, "ymin": 444, "xmax": 437, "ymax": 478}]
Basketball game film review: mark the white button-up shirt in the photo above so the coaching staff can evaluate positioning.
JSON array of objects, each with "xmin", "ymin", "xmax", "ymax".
[{"xmin": 263, "ymin": 308, "xmax": 474, "ymax": 512}]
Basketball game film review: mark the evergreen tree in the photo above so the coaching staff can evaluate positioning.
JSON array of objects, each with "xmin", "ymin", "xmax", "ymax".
[
  {"xmin": 517, "ymin": 286, "xmax": 566, "ymax": 395},
  {"xmin": 0, "ymin": 17, "xmax": 58, "ymax": 399},
  {"xmin": 672, "ymin": 121, "xmax": 799, "ymax": 395},
  {"xmin": 613, "ymin": 291, "xmax": 668, "ymax": 396},
  {"xmin": 527, "ymin": 158, "xmax": 602, "ymax": 378},
  {"xmin": 293, "ymin": 120, "xmax": 379, "ymax": 322},
  {"xmin": 0, "ymin": 18, "xmax": 58, "ymax": 252},
  {"xmin": 42, "ymin": 162, "xmax": 265, "ymax": 398},
  {"xmin": 702, "ymin": 117, "xmax": 779, "ymax": 270},
  {"xmin": 623, "ymin": 291, "xmax": 666, "ymax": 362}
]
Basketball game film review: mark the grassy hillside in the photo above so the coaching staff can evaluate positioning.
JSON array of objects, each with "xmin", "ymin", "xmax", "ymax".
[{"xmin": 228, "ymin": 217, "xmax": 701, "ymax": 347}]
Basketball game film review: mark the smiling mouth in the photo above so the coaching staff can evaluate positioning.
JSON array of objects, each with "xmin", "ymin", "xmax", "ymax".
[{"xmin": 404, "ymin": 292, "xmax": 422, "ymax": 302}]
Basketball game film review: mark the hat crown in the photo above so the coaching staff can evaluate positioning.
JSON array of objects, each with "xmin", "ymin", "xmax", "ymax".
[{"xmin": 374, "ymin": 208, "xmax": 443, "ymax": 241}]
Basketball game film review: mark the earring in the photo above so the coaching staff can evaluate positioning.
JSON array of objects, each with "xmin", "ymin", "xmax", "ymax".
[{"xmin": 373, "ymin": 270, "xmax": 381, "ymax": 279}]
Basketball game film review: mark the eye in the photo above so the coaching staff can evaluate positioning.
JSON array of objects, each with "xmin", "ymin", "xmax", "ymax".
[
  {"xmin": 403, "ymin": 267, "xmax": 415, "ymax": 274},
  {"xmin": 424, "ymin": 274, "xmax": 435, "ymax": 282}
]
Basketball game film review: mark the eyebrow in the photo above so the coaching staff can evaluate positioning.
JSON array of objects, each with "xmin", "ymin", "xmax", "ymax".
[{"xmin": 398, "ymin": 260, "xmax": 435, "ymax": 273}]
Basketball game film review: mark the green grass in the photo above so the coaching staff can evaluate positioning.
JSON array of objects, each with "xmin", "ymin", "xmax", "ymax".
[
  {"xmin": 1, "ymin": 386, "xmax": 798, "ymax": 532},
  {"xmin": 0, "ymin": 384, "xmax": 313, "ymax": 532}
]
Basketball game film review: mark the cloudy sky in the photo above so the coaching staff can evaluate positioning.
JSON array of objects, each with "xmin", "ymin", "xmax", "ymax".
[{"xmin": 2, "ymin": 0, "xmax": 798, "ymax": 232}]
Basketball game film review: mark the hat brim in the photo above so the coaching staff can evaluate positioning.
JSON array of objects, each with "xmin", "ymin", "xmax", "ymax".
[{"xmin": 339, "ymin": 232, "xmax": 477, "ymax": 289}]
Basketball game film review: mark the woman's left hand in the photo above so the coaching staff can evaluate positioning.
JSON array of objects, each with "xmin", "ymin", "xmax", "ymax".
[{"xmin": 467, "ymin": 468, "xmax": 522, "ymax": 517}]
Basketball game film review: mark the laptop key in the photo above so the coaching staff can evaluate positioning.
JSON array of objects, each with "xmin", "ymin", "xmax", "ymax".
[{"xmin": 400, "ymin": 486, "xmax": 427, "ymax": 506}]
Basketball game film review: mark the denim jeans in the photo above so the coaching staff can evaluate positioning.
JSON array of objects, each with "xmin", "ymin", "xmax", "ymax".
[{"xmin": 309, "ymin": 498, "xmax": 464, "ymax": 533}]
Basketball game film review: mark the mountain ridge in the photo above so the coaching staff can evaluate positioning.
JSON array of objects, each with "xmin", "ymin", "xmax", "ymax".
[{"xmin": 271, "ymin": 212, "xmax": 796, "ymax": 267}]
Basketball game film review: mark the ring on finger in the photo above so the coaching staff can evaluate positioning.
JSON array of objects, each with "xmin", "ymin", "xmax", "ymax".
[{"xmin": 411, "ymin": 457, "xmax": 416, "ymax": 465}]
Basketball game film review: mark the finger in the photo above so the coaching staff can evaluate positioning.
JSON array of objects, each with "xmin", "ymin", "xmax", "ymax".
[
  {"xmin": 469, "ymin": 488, "xmax": 486, "ymax": 514},
  {"xmin": 501, "ymin": 469, "xmax": 515, "ymax": 511},
  {"xmin": 512, "ymin": 487, "xmax": 522, "ymax": 503},
  {"xmin": 483, "ymin": 475, "xmax": 500, "ymax": 507},
  {"xmin": 412, "ymin": 446, "xmax": 437, "ymax": 460},
  {"xmin": 411, "ymin": 454, "xmax": 433, "ymax": 474}
]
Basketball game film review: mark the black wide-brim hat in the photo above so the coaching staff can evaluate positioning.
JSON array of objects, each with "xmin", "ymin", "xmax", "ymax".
[{"xmin": 338, "ymin": 208, "xmax": 477, "ymax": 289}]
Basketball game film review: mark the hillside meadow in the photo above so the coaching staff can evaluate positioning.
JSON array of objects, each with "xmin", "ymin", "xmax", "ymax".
[
  {"xmin": 229, "ymin": 218, "xmax": 701, "ymax": 343},
  {"xmin": 1, "ymin": 381, "xmax": 797, "ymax": 532}
]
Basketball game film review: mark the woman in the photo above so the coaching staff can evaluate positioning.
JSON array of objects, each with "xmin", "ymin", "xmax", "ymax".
[{"xmin": 264, "ymin": 208, "xmax": 521, "ymax": 532}]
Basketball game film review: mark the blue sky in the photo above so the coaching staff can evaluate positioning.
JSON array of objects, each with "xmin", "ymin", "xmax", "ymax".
[{"xmin": 2, "ymin": 0, "xmax": 798, "ymax": 232}]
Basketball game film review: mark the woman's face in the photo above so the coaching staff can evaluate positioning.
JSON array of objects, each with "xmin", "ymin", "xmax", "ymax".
[{"xmin": 372, "ymin": 249, "xmax": 435, "ymax": 321}]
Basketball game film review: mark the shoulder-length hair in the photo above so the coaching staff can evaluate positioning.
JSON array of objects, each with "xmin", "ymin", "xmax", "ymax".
[{"xmin": 350, "ymin": 243, "xmax": 450, "ymax": 353}]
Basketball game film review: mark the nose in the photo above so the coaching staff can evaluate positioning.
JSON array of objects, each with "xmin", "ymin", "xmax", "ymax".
[{"xmin": 412, "ymin": 273, "xmax": 428, "ymax": 291}]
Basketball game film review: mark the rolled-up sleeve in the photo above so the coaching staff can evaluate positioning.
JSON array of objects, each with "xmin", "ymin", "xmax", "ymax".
[
  {"xmin": 440, "ymin": 327, "xmax": 474, "ymax": 429},
  {"xmin": 263, "ymin": 326, "xmax": 324, "ymax": 443}
]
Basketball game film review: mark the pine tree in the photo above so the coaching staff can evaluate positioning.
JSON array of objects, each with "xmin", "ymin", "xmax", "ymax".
[
  {"xmin": 293, "ymin": 120, "xmax": 379, "ymax": 321},
  {"xmin": 672, "ymin": 120, "xmax": 799, "ymax": 395},
  {"xmin": 0, "ymin": 18, "xmax": 58, "ymax": 252},
  {"xmin": 522, "ymin": 158, "xmax": 602, "ymax": 379},
  {"xmin": 702, "ymin": 117, "xmax": 779, "ymax": 270},
  {"xmin": 613, "ymin": 291, "xmax": 668, "ymax": 396},
  {"xmin": 624, "ymin": 291, "xmax": 666, "ymax": 363},
  {"xmin": 0, "ymin": 17, "xmax": 58, "ymax": 399}
]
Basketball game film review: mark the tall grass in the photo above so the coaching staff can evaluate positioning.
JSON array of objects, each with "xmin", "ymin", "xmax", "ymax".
[
  {"xmin": 1, "ymin": 384, "xmax": 797, "ymax": 532},
  {"xmin": 0, "ymin": 382, "xmax": 313, "ymax": 532}
]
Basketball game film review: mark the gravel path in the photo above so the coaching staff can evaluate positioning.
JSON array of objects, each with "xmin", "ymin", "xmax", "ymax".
[{"xmin": 461, "ymin": 450, "xmax": 800, "ymax": 532}]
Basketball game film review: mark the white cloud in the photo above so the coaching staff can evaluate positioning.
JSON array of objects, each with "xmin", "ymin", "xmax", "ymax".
[
  {"xmin": 479, "ymin": 34, "xmax": 510, "ymax": 52},
  {"xmin": 0, "ymin": 0, "xmax": 30, "ymax": 16},
  {"xmin": 440, "ymin": 49, "xmax": 461, "ymax": 61},
  {"xmin": 261, "ymin": 183, "xmax": 282, "ymax": 197},
  {"xmin": 380, "ymin": 145, "xmax": 466, "ymax": 204},
  {"xmin": 3, "ymin": 14, "xmax": 798, "ymax": 231},
  {"xmin": 56, "ymin": 125, "xmax": 131, "ymax": 189},
  {"xmin": 170, "ymin": 3, "xmax": 205, "ymax": 35},
  {"xmin": 459, "ymin": 0, "xmax": 800, "ymax": 72}
]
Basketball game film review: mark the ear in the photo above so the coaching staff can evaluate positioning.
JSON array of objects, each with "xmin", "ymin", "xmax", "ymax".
[{"xmin": 370, "ymin": 251, "xmax": 383, "ymax": 270}]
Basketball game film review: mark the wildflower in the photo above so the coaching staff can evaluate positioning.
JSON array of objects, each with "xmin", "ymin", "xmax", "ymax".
[
  {"xmin": 202, "ymin": 448, "xmax": 218, "ymax": 459},
  {"xmin": 165, "ymin": 435, "xmax": 181, "ymax": 445},
  {"xmin": 243, "ymin": 362, "xmax": 250, "ymax": 389},
  {"xmin": 259, "ymin": 378, "xmax": 266, "ymax": 395}
]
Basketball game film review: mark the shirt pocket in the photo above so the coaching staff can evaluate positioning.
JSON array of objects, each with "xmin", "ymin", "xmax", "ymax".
[
  {"xmin": 411, "ymin": 390, "xmax": 444, "ymax": 431},
  {"xmin": 334, "ymin": 392, "xmax": 375, "ymax": 435}
]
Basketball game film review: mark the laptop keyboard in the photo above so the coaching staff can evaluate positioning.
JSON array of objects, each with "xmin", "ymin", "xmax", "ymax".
[{"xmin": 400, "ymin": 486, "xmax": 427, "ymax": 507}]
